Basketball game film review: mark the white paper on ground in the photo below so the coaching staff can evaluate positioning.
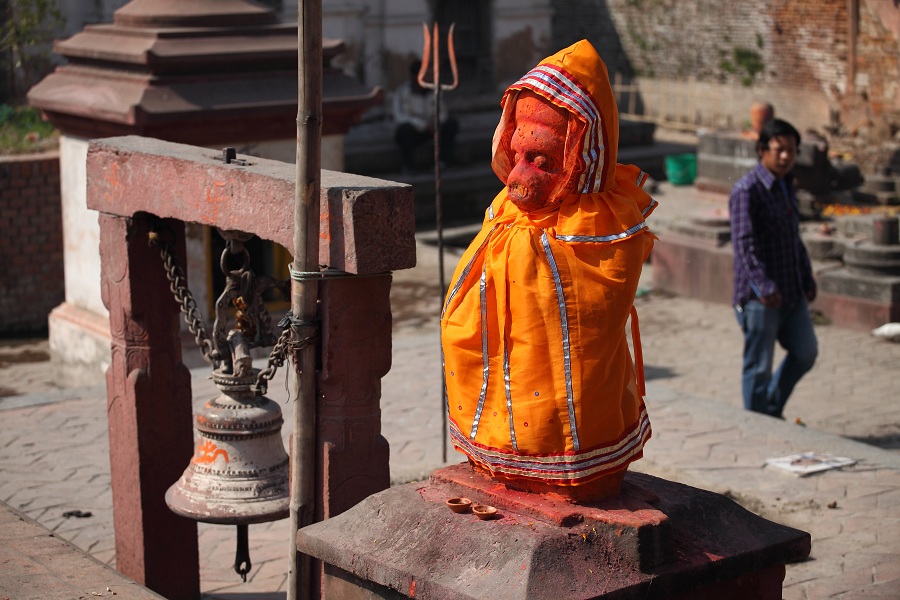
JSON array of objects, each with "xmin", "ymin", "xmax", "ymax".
[{"xmin": 764, "ymin": 452, "xmax": 857, "ymax": 476}]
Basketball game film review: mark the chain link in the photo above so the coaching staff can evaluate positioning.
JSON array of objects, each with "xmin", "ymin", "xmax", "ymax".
[
  {"xmin": 149, "ymin": 227, "xmax": 217, "ymax": 364},
  {"xmin": 255, "ymin": 313, "xmax": 320, "ymax": 396},
  {"xmin": 255, "ymin": 326, "xmax": 291, "ymax": 396},
  {"xmin": 149, "ymin": 221, "xmax": 310, "ymax": 395}
]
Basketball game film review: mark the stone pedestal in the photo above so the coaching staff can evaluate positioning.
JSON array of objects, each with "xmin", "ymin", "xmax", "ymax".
[
  {"xmin": 817, "ymin": 272, "xmax": 900, "ymax": 330},
  {"xmin": 802, "ymin": 229, "xmax": 847, "ymax": 261},
  {"xmin": 296, "ymin": 464, "xmax": 810, "ymax": 599},
  {"xmin": 651, "ymin": 216, "xmax": 734, "ymax": 305},
  {"xmin": 853, "ymin": 170, "xmax": 899, "ymax": 206},
  {"xmin": 817, "ymin": 238, "xmax": 900, "ymax": 330}
]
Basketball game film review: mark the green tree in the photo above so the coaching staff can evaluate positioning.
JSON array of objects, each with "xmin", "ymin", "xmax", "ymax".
[{"xmin": 1, "ymin": 0, "xmax": 64, "ymax": 103}]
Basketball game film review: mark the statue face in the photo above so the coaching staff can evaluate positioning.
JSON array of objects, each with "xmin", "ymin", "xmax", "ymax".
[{"xmin": 507, "ymin": 90, "xmax": 569, "ymax": 212}]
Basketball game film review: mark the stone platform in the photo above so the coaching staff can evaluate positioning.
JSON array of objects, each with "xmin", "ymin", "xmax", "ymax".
[
  {"xmin": 0, "ymin": 501, "xmax": 164, "ymax": 599},
  {"xmin": 296, "ymin": 464, "xmax": 810, "ymax": 599},
  {"xmin": 650, "ymin": 215, "xmax": 734, "ymax": 305}
]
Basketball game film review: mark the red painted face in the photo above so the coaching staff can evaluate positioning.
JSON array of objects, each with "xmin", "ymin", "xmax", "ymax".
[{"xmin": 507, "ymin": 90, "xmax": 569, "ymax": 212}]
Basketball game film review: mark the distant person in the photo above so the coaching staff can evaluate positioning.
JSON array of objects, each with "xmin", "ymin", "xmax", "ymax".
[
  {"xmin": 743, "ymin": 102, "xmax": 774, "ymax": 140},
  {"xmin": 730, "ymin": 118, "xmax": 818, "ymax": 418},
  {"xmin": 392, "ymin": 59, "xmax": 458, "ymax": 174}
]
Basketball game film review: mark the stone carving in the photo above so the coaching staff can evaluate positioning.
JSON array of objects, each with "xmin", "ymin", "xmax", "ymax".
[{"xmin": 441, "ymin": 40, "xmax": 658, "ymax": 502}]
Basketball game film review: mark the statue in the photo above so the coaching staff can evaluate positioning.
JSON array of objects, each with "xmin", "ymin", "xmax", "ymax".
[
  {"xmin": 440, "ymin": 40, "xmax": 657, "ymax": 502},
  {"xmin": 744, "ymin": 102, "xmax": 775, "ymax": 140}
]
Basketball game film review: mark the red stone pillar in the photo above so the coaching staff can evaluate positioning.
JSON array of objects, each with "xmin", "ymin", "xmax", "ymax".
[
  {"xmin": 316, "ymin": 274, "xmax": 393, "ymax": 520},
  {"xmin": 99, "ymin": 213, "xmax": 200, "ymax": 599},
  {"xmin": 311, "ymin": 274, "xmax": 393, "ymax": 594}
]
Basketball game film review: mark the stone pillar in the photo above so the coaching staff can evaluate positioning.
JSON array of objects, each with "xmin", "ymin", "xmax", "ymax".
[
  {"xmin": 310, "ymin": 274, "xmax": 394, "ymax": 594},
  {"xmin": 317, "ymin": 275, "xmax": 393, "ymax": 522},
  {"xmin": 48, "ymin": 135, "xmax": 111, "ymax": 386},
  {"xmin": 99, "ymin": 213, "xmax": 199, "ymax": 599}
]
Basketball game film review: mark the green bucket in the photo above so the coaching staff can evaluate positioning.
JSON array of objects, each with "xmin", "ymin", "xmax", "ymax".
[{"xmin": 664, "ymin": 153, "xmax": 697, "ymax": 186}]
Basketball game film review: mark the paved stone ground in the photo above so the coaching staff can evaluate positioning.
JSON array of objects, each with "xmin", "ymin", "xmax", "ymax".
[
  {"xmin": 0, "ymin": 501, "xmax": 164, "ymax": 600},
  {"xmin": 1, "ymin": 182, "xmax": 899, "ymax": 598}
]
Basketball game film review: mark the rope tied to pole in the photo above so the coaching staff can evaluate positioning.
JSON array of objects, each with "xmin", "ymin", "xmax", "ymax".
[
  {"xmin": 289, "ymin": 264, "xmax": 389, "ymax": 281},
  {"xmin": 273, "ymin": 311, "xmax": 319, "ymax": 391}
]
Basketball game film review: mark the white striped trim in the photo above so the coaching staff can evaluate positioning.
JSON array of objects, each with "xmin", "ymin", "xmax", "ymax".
[
  {"xmin": 449, "ymin": 407, "xmax": 651, "ymax": 480},
  {"xmin": 469, "ymin": 268, "xmax": 490, "ymax": 440},
  {"xmin": 509, "ymin": 64, "xmax": 605, "ymax": 194},
  {"xmin": 540, "ymin": 231, "xmax": 579, "ymax": 451},
  {"xmin": 503, "ymin": 341, "xmax": 518, "ymax": 452},
  {"xmin": 556, "ymin": 221, "xmax": 649, "ymax": 243},
  {"xmin": 441, "ymin": 226, "xmax": 497, "ymax": 317}
]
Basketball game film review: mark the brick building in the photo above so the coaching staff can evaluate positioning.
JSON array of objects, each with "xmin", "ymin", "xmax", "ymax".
[
  {"xmin": 0, "ymin": 153, "xmax": 63, "ymax": 334},
  {"xmin": 552, "ymin": 0, "xmax": 899, "ymax": 148}
]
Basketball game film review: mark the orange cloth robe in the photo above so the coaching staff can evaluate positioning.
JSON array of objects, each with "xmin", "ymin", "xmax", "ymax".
[{"xmin": 440, "ymin": 40, "xmax": 658, "ymax": 488}]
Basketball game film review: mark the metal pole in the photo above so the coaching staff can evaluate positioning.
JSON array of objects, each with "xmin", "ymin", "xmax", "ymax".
[
  {"xmin": 432, "ymin": 25, "xmax": 446, "ymax": 303},
  {"xmin": 288, "ymin": 0, "xmax": 322, "ymax": 598},
  {"xmin": 430, "ymin": 25, "xmax": 449, "ymax": 464},
  {"xmin": 419, "ymin": 22, "xmax": 457, "ymax": 466}
]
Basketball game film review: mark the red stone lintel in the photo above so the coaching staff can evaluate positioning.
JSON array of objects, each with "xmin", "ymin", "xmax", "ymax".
[{"xmin": 86, "ymin": 135, "xmax": 416, "ymax": 275}]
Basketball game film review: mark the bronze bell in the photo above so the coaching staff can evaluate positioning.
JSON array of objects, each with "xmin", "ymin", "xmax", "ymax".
[
  {"xmin": 158, "ymin": 231, "xmax": 295, "ymax": 582},
  {"xmin": 166, "ymin": 346, "xmax": 290, "ymax": 580},
  {"xmin": 165, "ymin": 369, "xmax": 290, "ymax": 525}
]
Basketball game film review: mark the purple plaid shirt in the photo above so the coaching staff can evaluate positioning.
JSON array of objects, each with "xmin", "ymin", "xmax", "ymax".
[{"xmin": 729, "ymin": 163, "xmax": 815, "ymax": 306}]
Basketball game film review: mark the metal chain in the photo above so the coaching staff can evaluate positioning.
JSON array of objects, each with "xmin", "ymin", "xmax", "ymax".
[
  {"xmin": 149, "ymin": 221, "xmax": 311, "ymax": 394},
  {"xmin": 255, "ymin": 325, "xmax": 291, "ymax": 396},
  {"xmin": 148, "ymin": 227, "xmax": 216, "ymax": 364},
  {"xmin": 255, "ymin": 313, "xmax": 320, "ymax": 397}
]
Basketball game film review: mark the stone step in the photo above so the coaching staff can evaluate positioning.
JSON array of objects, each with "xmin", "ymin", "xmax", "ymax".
[
  {"xmin": 344, "ymin": 110, "xmax": 497, "ymax": 176},
  {"xmin": 0, "ymin": 501, "xmax": 165, "ymax": 599}
]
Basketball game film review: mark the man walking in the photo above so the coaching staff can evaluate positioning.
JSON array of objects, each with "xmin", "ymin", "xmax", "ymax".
[{"xmin": 730, "ymin": 118, "xmax": 818, "ymax": 418}]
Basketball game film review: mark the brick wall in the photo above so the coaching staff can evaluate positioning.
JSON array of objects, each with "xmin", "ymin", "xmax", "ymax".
[
  {"xmin": 856, "ymin": 0, "xmax": 900, "ymax": 114},
  {"xmin": 0, "ymin": 152, "xmax": 64, "ymax": 335},
  {"xmin": 552, "ymin": 1, "xmax": 899, "ymax": 134}
]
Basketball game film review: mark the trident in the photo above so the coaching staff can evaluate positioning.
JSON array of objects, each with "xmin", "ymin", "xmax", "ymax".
[{"xmin": 418, "ymin": 22, "xmax": 458, "ymax": 463}]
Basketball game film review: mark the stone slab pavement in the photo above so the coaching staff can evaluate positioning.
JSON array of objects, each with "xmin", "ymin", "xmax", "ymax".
[
  {"xmin": 0, "ymin": 501, "xmax": 165, "ymax": 600},
  {"xmin": 1, "ymin": 181, "xmax": 899, "ymax": 598}
]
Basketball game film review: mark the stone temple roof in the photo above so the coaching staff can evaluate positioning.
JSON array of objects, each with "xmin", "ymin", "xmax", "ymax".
[{"xmin": 29, "ymin": 0, "xmax": 381, "ymax": 144}]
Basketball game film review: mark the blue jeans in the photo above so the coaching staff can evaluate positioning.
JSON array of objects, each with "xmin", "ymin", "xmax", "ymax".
[{"xmin": 735, "ymin": 299, "xmax": 818, "ymax": 417}]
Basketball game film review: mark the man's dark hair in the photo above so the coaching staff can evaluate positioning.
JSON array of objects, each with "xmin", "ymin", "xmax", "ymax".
[{"xmin": 757, "ymin": 118, "xmax": 801, "ymax": 154}]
